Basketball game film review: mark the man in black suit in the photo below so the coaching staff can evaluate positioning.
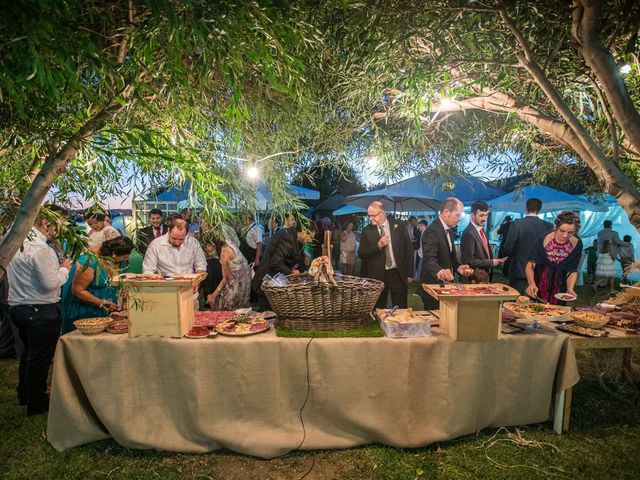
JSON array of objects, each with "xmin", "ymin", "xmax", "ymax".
[
  {"xmin": 502, "ymin": 198, "xmax": 553, "ymax": 294},
  {"xmin": 358, "ymin": 201, "xmax": 414, "ymax": 309},
  {"xmin": 460, "ymin": 200, "xmax": 506, "ymax": 281},
  {"xmin": 137, "ymin": 208, "xmax": 168, "ymax": 255},
  {"xmin": 418, "ymin": 197, "xmax": 473, "ymax": 310}
]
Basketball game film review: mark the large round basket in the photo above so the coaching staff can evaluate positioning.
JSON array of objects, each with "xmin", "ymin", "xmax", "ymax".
[{"xmin": 262, "ymin": 274, "xmax": 384, "ymax": 331}]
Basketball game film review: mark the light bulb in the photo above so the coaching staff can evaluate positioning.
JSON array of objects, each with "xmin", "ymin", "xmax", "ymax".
[{"xmin": 620, "ymin": 64, "xmax": 632, "ymax": 74}]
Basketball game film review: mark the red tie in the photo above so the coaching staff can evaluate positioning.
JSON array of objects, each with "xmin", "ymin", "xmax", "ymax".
[
  {"xmin": 155, "ymin": 228, "xmax": 161, "ymax": 238},
  {"xmin": 479, "ymin": 228, "xmax": 490, "ymax": 258}
]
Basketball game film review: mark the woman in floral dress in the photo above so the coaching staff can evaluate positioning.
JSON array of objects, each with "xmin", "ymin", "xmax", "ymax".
[
  {"xmin": 525, "ymin": 211, "xmax": 583, "ymax": 305},
  {"xmin": 205, "ymin": 236, "xmax": 251, "ymax": 311}
]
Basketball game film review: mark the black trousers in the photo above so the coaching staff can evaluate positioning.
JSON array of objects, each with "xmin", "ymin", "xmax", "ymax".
[
  {"xmin": 0, "ymin": 302, "xmax": 19, "ymax": 359},
  {"xmin": 10, "ymin": 303, "xmax": 60, "ymax": 415},
  {"xmin": 375, "ymin": 268, "xmax": 408, "ymax": 309}
]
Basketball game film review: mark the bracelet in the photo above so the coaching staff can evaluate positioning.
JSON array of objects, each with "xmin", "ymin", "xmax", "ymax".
[{"xmin": 99, "ymin": 300, "xmax": 105, "ymax": 308}]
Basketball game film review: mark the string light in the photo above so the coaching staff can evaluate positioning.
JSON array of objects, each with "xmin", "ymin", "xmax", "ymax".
[{"xmin": 620, "ymin": 64, "xmax": 632, "ymax": 74}]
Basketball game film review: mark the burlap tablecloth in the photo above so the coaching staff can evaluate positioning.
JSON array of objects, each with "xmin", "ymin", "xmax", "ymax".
[{"xmin": 47, "ymin": 326, "xmax": 579, "ymax": 458}]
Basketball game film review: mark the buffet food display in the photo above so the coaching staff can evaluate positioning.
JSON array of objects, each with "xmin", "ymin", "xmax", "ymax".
[
  {"xmin": 375, "ymin": 308, "xmax": 437, "ymax": 338},
  {"xmin": 423, "ymin": 283, "xmax": 520, "ymax": 341},
  {"xmin": 503, "ymin": 297, "xmax": 571, "ymax": 322}
]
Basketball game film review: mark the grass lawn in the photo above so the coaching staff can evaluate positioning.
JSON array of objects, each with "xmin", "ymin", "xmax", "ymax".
[{"xmin": 2, "ymin": 272, "xmax": 639, "ymax": 479}]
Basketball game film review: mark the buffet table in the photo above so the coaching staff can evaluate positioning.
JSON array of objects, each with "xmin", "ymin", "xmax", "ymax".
[{"xmin": 47, "ymin": 325, "xmax": 579, "ymax": 459}]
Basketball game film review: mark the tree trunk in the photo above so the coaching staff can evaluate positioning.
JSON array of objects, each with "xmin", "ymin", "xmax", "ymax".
[{"xmin": 0, "ymin": 101, "xmax": 125, "ymax": 280}]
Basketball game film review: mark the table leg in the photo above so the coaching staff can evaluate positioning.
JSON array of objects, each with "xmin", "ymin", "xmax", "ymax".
[
  {"xmin": 553, "ymin": 387, "xmax": 573, "ymax": 434},
  {"xmin": 622, "ymin": 348, "xmax": 640, "ymax": 377},
  {"xmin": 562, "ymin": 387, "xmax": 573, "ymax": 433}
]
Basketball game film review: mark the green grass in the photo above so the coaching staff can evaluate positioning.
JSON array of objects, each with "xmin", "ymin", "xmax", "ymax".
[
  {"xmin": 2, "ymin": 272, "xmax": 639, "ymax": 480},
  {"xmin": 276, "ymin": 323, "xmax": 384, "ymax": 338}
]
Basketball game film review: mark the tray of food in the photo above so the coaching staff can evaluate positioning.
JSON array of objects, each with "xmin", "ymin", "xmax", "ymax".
[
  {"xmin": 376, "ymin": 308, "xmax": 436, "ymax": 338},
  {"xmin": 503, "ymin": 297, "xmax": 571, "ymax": 322},
  {"xmin": 106, "ymin": 318, "xmax": 128, "ymax": 334},
  {"xmin": 501, "ymin": 322, "xmax": 526, "ymax": 334},
  {"xmin": 215, "ymin": 315, "xmax": 271, "ymax": 336},
  {"xmin": 114, "ymin": 272, "xmax": 207, "ymax": 287},
  {"xmin": 423, "ymin": 283, "xmax": 519, "ymax": 300},
  {"xmin": 184, "ymin": 325, "xmax": 211, "ymax": 339},
  {"xmin": 193, "ymin": 310, "xmax": 236, "ymax": 327},
  {"xmin": 556, "ymin": 323, "xmax": 610, "ymax": 338}
]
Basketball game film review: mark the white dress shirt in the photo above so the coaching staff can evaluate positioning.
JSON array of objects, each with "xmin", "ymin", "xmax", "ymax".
[
  {"xmin": 245, "ymin": 222, "xmax": 264, "ymax": 249},
  {"xmin": 142, "ymin": 233, "xmax": 207, "ymax": 275},
  {"xmin": 7, "ymin": 227, "xmax": 70, "ymax": 305},
  {"xmin": 380, "ymin": 219, "xmax": 397, "ymax": 270}
]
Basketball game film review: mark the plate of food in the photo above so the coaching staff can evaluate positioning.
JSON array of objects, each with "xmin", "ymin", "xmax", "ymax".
[
  {"xmin": 106, "ymin": 319, "xmax": 128, "ymax": 334},
  {"xmin": 215, "ymin": 316, "xmax": 270, "ymax": 336},
  {"xmin": 554, "ymin": 292, "xmax": 577, "ymax": 302},
  {"xmin": 503, "ymin": 297, "xmax": 571, "ymax": 322},
  {"xmin": 193, "ymin": 310, "xmax": 236, "ymax": 327},
  {"xmin": 184, "ymin": 325, "xmax": 210, "ymax": 339},
  {"xmin": 556, "ymin": 323, "xmax": 610, "ymax": 338}
]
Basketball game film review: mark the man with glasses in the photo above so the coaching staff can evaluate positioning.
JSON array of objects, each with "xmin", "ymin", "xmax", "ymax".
[
  {"xmin": 358, "ymin": 201, "xmax": 414, "ymax": 308},
  {"xmin": 418, "ymin": 197, "xmax": 473, "ymax": 310}
]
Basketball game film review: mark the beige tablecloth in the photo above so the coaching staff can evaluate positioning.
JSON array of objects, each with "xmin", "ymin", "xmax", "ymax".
[{"xmin": 47, "ymin": 326, "xmax": 579, "ymax": 458}]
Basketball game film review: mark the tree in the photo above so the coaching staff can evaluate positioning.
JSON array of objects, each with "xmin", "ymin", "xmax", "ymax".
[
  {"xmin": 0, "ymin": 0, "xmax": 328, "ymax": 278},
  {"xmin": 308, "ymin": 0, "xmax": 640, "ymax": 227}
]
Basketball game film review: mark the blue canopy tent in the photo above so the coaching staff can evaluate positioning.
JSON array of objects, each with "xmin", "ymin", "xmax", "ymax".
[
  {"xmin": 487, "ymin": 185, "xmax": 609, "ymax": 214},
  {"xmin": 332, "ymin": 204, "xmax": 366, "ymax": 216},
  {"xmin": 390, "ymin": 174, "xmax": 504, "ymax": 203}
]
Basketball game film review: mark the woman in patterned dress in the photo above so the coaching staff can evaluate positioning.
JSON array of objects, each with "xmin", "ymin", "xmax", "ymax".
[
  {"xmin": 205, "ymin": 236, "xmax": 251, "ymax": 311},
  {"xmin": 525, "ymin": 211, "xmax": 583, "ymax": 305}
]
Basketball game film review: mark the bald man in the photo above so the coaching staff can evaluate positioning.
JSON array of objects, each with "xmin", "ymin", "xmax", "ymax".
[{"xmin": 358, "ymin": 201, "xmax": 414, "ymax": 308}]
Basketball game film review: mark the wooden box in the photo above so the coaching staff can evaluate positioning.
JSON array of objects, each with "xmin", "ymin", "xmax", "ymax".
[
  {"xmin": 115, "ymin": 274, "xmax": 206, "ymax": 338},
  {"xmin": 423, "ymin": 283, "xmax": 520, "ymax": 341}
]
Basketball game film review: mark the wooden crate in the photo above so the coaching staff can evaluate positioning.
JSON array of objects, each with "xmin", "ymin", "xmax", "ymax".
[
  {"xmin": 115, "ymin": 274, "xmax": 205, "ymax": 338},
  {"xmin": 423, "ymin": 283, "xmax": 519, "ymax": 341}
]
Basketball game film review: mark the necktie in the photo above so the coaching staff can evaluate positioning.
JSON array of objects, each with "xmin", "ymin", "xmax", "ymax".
[
  {"xmin": 479, "ymin": 228, "xmax": 491, "ymax": 258},
  {"xmin": 379, "ymin": 226, "xmax": 393, "ymax": 268},
  {"xmin": 155, "ymin": 228, "xmax": 161, "ymax": 238},
  {"xmin": 445, "ymin": 228, "xmax": 454, "ymax": 252}
]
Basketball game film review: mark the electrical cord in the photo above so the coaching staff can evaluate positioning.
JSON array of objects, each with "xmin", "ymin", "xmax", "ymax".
[{"xmin": 295, "ymin": 335, "xmax": 315, "ymax": 480}]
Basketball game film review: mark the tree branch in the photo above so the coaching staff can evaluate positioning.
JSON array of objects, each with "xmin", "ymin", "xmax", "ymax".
[
  {"xmin": 572, "ymin": 0, "xmax": 640, "ymax": 156},
  {"xmin": 587, "ymin": 75, "xmax": 620, "ymax": 162}
]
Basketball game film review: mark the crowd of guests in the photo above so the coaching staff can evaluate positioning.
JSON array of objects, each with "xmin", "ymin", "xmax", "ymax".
[{"xmin": 1, "ymin": 197, "xmax": 637, "ymax": 417}]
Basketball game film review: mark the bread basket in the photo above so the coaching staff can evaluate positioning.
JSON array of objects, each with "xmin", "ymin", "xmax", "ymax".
[
  {"xmin": 570, "ymin": 311, "xmax": 609, "ymax": 329},
  {"xmin": 73, "ymin": 317, "xmax": 111, "ymax": 335}
]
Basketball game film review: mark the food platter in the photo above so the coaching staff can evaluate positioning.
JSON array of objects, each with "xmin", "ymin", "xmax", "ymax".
[
  {"xmin": 113, "ymin": 272, "xmax": 207, "ymax": 287},
  {"xmin": 556, "ymin": 323, "xmax": 610, "ymax": 338},
  {"xmin": 106, "ymin": 318, "xmax": 128, "ymax": 334},
  {"xmin": 184, "ymin": 325, "xmax": 211, "ymax": 339},
  {"xmin": 503, "ymin": 300, "xmax": 571, "ymax": 322},
  {"xmin": 424, "ymin": 283, "xmax": 519, "ymax": 299},
  {"xmin": 554, "ymin": 292, "xmax": 577, "ymax": 302},
  {"xmin": 215, "ymin": 317, "xmax": 270, "ymax": 336},
  {"xmin": 501, "ymin": 322, "xmax": 526, "ymax": 334},
  {"xmin": 193, "ymin": 310, "xmax": 236, "ymax": 327}
]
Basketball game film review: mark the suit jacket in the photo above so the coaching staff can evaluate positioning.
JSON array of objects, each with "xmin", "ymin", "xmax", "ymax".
[
  {"xmin": 357, "ymin": 218, "xmax": 414, "ymax": 284},
  {"xmin": 420, "ymin": 218, "xmax": 460, "ymax": 285},
  {"xmin": 460, "ymin": 223, "xmax": 493, "ymax": 274},
  {"xmin": 502, "ymin": 216, "xmax": 553, "ymax": 281},
  {"xmin": 137, "ymin": 224, "xmax": 168, "ymax": 256}
]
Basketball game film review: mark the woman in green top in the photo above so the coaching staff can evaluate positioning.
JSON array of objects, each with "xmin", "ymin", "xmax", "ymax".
[{"xmin": 61, "ymin": 237, "xmax": 134, "ymax": 334}]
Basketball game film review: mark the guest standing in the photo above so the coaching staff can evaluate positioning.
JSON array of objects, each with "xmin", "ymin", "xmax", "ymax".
[
  {"xmin": 502, "ymin": 198, "xmax": 553, "ymax": 294},
  {"xmin": 137, "ymin": 208, "xmax": 167, "ymax": 256},
  {"xmin": 205, "ymin": 236, "xmax": 251, "ymax": 311},
  {"xmin": 593, "ymin": 240, "xmax": 617, "ymax": 292},
  {"xmin": 460, "ymin": 200, "xmax": 506, "ymax": 281},
  {"xmin": 85, "ymin": 208, "xmax": 121, "ymax": 250},
  {"xmin": 339, "ymin": 221, "xmax": 357, "ymax": 276},
  {"xmin": 7, "ymin": 205, "xmax": 73, "ymax": 415},
  {"xmin": 358, "ymin": 201, "xmax": 414, "ymax": 309},
  {"xmin": 525, "ymin": 211, "xmax": 582, "ymax": 304},
  {"xmin": 239, "ymin": 212, "xmax": 264, "ymax": 268},
  {"xmin": 418, "ymin": 198, "xmax": 472, "ymax": 310},
  {"xmin": 60, "ymin": 237, "xmax": 134, "ymax": 334},
  {"xmin": 618, "ymin": 235, "xmax": 635, "ymax": 284},
  {"xmin": 584, "ymin": 239, "xmax": 598, "ymax": 284}
]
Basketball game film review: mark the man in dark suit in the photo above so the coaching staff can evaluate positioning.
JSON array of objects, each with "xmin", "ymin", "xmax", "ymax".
[
  {"xmin": 137, "ymin": 208, "xmax": 168, "ymax": 255},
  {"xmin": 502, "ymin": 198, "xmax": 553, "ymax": 294},
  {"xmin": 418, "ymin": 197, "xmax": 473, "ymax": 310},
  {"xmin": 460, "ymin": 200, "xmax": 506, "ymax": 281},
  {"xmin": 358, "ymin": 201, "xmax": 414, "ymax": 309}
]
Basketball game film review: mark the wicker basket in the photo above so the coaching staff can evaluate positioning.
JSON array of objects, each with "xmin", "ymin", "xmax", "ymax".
[
  {"xmin": 73, "ymin": 317, "xmax": 111, "ymax": 335},
  {"xmin": 263, "ymin": 274, "xmax": 384, "ymax": 330},
  {"xmin": 570, "ymin": 311, "xmax": 610, "ymax": 329}
]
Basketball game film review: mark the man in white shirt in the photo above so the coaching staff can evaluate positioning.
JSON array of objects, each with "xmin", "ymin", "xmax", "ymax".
[
  {"xmin": 7, "ymin": 205, "xmax": 73, "ymax": 415},
  {"xmin": 142, "ymin": 215, "xmax": 207, "ymax": 275}
]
